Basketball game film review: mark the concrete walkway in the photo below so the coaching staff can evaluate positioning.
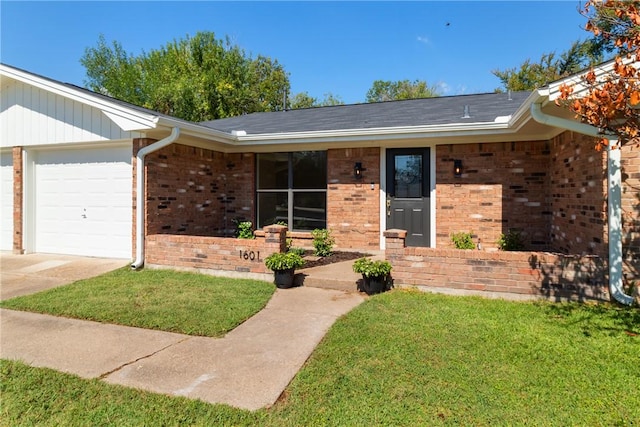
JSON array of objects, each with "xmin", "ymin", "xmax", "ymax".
[{"xmin": 0, "ymin": 256, "xmax": 365, "ymax": 410}]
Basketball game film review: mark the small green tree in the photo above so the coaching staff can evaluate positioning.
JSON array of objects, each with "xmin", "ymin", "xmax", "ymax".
[
  {"xmin": 451, "ymin": 232, "xmax": 475, "ymax": 250},
  {"xmin": 311, "ymin": 229, "xmax": 335, "ymax": 257}
]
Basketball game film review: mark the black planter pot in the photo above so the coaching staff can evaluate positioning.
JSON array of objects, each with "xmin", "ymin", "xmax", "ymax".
[
  {"xmin": 362, "ymin": 275, "xmax": 389, "ymax": 295},
  {"xmin": 273, "ymin": 269, "xmax": 296, "ymax": 289}
]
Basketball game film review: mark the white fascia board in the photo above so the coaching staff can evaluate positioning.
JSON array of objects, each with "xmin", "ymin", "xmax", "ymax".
[
  {"xmin": 1, "ymin": 64, "xmax": 158, "ymax": 130},
  {"xmin": 155, "ymin": 117, "xmax": 236, "ymax": 142},
  {"xmin": 230, "ymin": 121, "xmax": 514, "ymax": 146}
]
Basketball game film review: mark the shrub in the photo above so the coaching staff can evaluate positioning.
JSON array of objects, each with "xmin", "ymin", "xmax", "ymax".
[
  {"xmin": 288, "ymin": 247, "xmax": 306, "ymax": 257},
  {"xmin": 234, "ymin": 219, "xmax": 254, "ymax": 239},
  {"xmin": 264, "ymin": 251, "xmax": 305, "ymax": 271},
  {"xmin": 352, "ymin": 257, "xmax": 393, "ymax": 278},
  {"xmin": 451, "ymin": 232, "xmax": 475, "ymax": 250},
  {"xmin": 311, "ymin": 228, "xmax": 334, "ymax": 257},
  {"xmin": 497, "ymin": 229, "xmax": 525, "ymax": 251}
]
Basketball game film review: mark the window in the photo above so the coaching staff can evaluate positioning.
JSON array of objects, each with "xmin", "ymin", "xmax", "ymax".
[{"xmin": 257, "ymin": 151, "xmax": 327, "ymax": 231}]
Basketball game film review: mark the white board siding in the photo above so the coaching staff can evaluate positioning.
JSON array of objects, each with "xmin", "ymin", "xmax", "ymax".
[
  {"xmin": 34, "ymin": 145, "xmax": 132, "ymax": 259},
  {"xmin": 1, "ymin": 151, "xmax": 13, "ymax": 251},
  {"xmin": 1, "ymin": 79, "xmax": 139, "ymax": 147}
]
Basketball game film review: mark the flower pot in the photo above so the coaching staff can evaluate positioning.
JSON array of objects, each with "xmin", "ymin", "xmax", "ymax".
[
  {"xmin": 362, "ymin": 275, "xmax": 388, "ymax": 295},
  {"xmin": 273, "ymin": 269, "xmax": 296, "ymax": 289}
]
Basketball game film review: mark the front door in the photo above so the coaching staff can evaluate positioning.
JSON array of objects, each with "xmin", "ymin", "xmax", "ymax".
[{"xmin": 386, "ymin": 148, "xmax": 430, "ymax": 247}]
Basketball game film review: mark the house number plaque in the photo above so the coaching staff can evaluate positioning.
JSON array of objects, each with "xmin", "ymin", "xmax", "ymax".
[{"xmin": 239, "ymin": 250, "xmax": 261, "ymax": 261}]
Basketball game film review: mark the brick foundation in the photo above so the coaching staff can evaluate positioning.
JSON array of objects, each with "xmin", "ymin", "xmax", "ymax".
[
  {"xmin": 384, "ymin": 229, "xmax": 608, "ymax": 301},
  {"xmin": 145, "ymin": 225, "xmax": 288, "ymax": 279}
]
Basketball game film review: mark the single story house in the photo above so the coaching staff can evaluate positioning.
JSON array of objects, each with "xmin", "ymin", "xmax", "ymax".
[{"xmin": 1, "ymin": 62, "xmax": 638, "ymax": 304}]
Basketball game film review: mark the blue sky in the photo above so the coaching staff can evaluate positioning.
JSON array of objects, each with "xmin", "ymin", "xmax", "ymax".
[{"xmin": 2, "ymin": 1, "xmax": 589, "ymax": 105}]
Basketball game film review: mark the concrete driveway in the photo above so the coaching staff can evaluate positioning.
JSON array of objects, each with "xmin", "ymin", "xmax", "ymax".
[{"xmin": 0, "ymin": 252, "xmax": 129, "ymax": 301}]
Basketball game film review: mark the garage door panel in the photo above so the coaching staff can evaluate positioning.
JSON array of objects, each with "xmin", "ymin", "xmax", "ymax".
[{"xmin": 35, "ymin": 146, "xmax": 132, "ymax": 259}]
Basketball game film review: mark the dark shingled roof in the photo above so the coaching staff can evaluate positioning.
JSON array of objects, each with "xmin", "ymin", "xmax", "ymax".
[{"xmin": 201, "ymin": 91, "xmax": 532, "ymax": 135}]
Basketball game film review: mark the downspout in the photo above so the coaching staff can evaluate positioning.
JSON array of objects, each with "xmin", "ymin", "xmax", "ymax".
[
  {"xmin": 131, "ymin": 127, "xmax": 180, "ymax": 269},
  {"xmin": 530, "ymin": 102, "xmax": 633, "ymax": 305}
]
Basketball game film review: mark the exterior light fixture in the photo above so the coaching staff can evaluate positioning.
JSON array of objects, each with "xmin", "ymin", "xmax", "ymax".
[
  {"xmin": 354, "ymin": 162, "xmax": 366, "ymax": 180},
  {"xmin": 454, "ymin": 159, "xmax": 463, "ymax": 178}
]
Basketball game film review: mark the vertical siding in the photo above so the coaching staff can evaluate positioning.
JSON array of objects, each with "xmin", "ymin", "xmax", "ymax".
[{"xmin": 0, "ymin": 79, "xmax": 137, "ymax": 147}]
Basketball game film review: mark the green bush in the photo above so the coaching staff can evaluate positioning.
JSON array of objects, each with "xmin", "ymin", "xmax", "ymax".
[
  {"xmin": 234, "ymin": 219, "xmax": 254, "ymax": 239},
  {"xmin": 352, "ymin": 257, "xmax": 393, "ymax": 278},
  {"xmin": 497, "ymin": 229, "xmax": 525, "ymax": 251},
  {"xmin": 311, "ymin": 228, "xmax": 335, "ymax": 257},
  {"xmin": 264, "ymin": 251, "xmax": 305, "ymax": 271},
  {"xmin": 451, "ymin": 232, "xmax": 475, "ymax": 250},
  {"xmin": 288, "ymin": 247, "xmax": 306, "ymax": 257}
]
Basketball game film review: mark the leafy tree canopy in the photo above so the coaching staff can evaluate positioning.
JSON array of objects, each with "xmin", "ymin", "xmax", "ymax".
[
  {"xmin": 365, "ymin": 79, "xmax": 441, "ymax": 102},
  {"xmin": 557, "ymin": 0, "xmax": 640, "ymax": 149},
  {"xmin": 493, "ymin": 39, "xmax": 606, "ymax": 92},
  {"xmin": 288, "ymin": 91, "xmax": 344, "ymax": 109},
  {"xmin": 81, "ymin": 32, "xmax": 290, "ymax": 121}
]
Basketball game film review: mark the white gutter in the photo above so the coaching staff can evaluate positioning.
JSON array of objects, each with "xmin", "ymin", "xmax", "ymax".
[
  {"xmin": 530, "ymin": 102, "xmax": 633, "ymax": 305},
  {"xmin": 131, "ymin": 127, "xmax": 180, "ymax": 269}
]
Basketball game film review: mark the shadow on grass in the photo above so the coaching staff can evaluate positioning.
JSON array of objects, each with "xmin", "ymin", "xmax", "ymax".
[{"xmin": 541, "ymin": 301, "xmax": 640, "ymax": 337}]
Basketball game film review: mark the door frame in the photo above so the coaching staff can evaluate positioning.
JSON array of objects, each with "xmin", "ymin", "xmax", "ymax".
[{"xmin": 379, "ymin": 146, "xmax": 436, "ymax": 249}]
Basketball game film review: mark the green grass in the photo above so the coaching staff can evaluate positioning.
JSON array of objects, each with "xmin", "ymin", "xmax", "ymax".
[
  {"xmin": 0, "ymin": 267, "xmax": 275, "ymax": 337},
  {"xmin": 2, "ymin": 287, "xmax": 639, "ymax": 425}
]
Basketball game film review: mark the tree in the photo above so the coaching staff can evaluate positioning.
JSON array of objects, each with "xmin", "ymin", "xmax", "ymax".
[
  {"xmin": 365, "ymin": 79, "xmax": 440, "ymax": 103},
  {"xmin": 493, "ymin": 39, "xmax": 605, "ymax": 92},
  {"xmin": 288, "ymin": 92, "xmax": 345, "ymax": 109},
  {"xmin": 556, "ymin": 0, "xmax": 640, "ymax": 149},
  {"xmin": 81, "ymin": 32, "xmax": 290, "ymax": 121}
]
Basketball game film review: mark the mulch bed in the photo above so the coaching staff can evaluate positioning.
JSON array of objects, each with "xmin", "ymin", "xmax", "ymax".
[{"xmin": 300, "ymin": 250, "xmax": 370, "ymax": 269}]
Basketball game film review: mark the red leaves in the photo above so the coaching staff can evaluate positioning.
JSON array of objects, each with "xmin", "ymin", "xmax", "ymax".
[{"xmin": 557, "ymin": 1, "xmax": 640, "ymax": 148}]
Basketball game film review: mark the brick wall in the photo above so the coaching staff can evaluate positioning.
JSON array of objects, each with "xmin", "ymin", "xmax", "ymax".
[
  {"xmin": 436, "ymin": 141, "xmax": 552, "ymax": 251},
  {"xmin": 327, "ymin": 147, "xmax": 380, "ymax": 249},
  {"xmin": 145, "ymin": 225, "xmax": 288, "ymax": 279},
  {"xmin": 143, "ymin": 142, "xmax": 254, "ymax": 237},
  {"xmin": 549, "ymin": 132, "xmax": 607, "ymax": 257},
  {"xmin": 621, "ymin": 141, "xmax": 640, "ymax": 282},
  {"xmin": 12, "ymin": 146, "xmax": 22, "ymax": 254},
  {"xmin": 384, "ymin": 229, "xmax": 608, "ymax": 301}
]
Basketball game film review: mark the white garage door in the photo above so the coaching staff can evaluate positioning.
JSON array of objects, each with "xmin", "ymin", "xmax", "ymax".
[
  {"xmin": 1, "ymin": 152, "xmax": 13, "ymax": 251},
  {"xmin": 35, "ymin": 145, "xmax": 132, "ymax": 259}
]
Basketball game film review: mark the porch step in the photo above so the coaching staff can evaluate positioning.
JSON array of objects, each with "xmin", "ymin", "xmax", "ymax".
[
  {"xmin": 296, "ymin": 273, "xmax": 360, "ymax": 293},
  {"xmin": 295, "ymin": 257, "xmax": 369, "ymax": 293}
]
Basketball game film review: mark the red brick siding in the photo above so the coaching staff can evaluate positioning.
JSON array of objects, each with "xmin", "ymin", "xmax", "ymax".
[
  {"xmin": 621, "ymin": 141, "xmax": 640, "ymax": 281},
  {"xmin": 326, "ymin": 147, "xmax": 380, "ymax": 250},
  {"xmin": 436, "ymin": 141, "xmax": 552, "ymax": 251},
  {"xmin": 385, "ymin": 230, "xmax": 608, "ymax": 301},
  {"xmin": 12, "ymin": 146, "xmax": 23, "ymax": 254},
  {"xmin": 145, "ymin": 225, "xmax": 287, "ymax": 275},
  {"xmin": 145, "ymin": 143, "xmax": 254, "ymax": 237},
  {"xmin": 549, "ymin": 132, "xmax": 607, "ymax": 257}
]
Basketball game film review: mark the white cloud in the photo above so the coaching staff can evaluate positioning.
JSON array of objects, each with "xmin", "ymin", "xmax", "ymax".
[{"xmin": 416, "ymin": 36, "xmax": 430, "ymax": 45}]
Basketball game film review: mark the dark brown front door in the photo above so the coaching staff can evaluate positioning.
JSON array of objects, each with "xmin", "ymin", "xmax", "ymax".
[{"xmin": 386, "ymin": 148, "xmax": 430, "ymax": 247}]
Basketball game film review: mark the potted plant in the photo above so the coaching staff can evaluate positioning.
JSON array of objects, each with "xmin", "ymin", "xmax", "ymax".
[
  {"xmin": 264, "ymin": 251, "xmax": 306, "ymax": 289},
  {"xmin": 352, "ymin": 257, "xmax": 393, "ymax": 295}
]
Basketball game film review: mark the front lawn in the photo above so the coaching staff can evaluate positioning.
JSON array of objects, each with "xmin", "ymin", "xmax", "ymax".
[
  {"xmin": 0, "ymin": 267, "xmax": 275, "ymax": 337},
  {"xmin": 2, "ymin": 288, "xmax": 638, "ymax": 425}
]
